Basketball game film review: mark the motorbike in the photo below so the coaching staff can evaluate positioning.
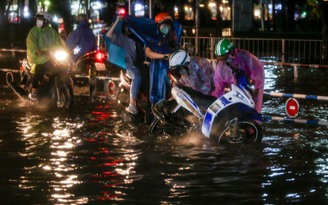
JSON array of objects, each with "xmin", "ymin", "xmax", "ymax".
[
  {"xmin": 6, "ymin": 49, "xmax": 74, "ymax": 109},
  {"xmin": 72, "ymin": 49, "xmax": 120, "ymax": 102},
  {"xmin": 149, "ymin": 63, "xmax": 264, "ymax": 144}
]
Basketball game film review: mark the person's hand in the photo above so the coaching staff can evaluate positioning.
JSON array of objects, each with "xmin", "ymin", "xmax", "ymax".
[
  {"xmin": 35, "ymin": 50, "xmax": 48, "ymax": 56},
  {"xmin": 35, "ymin": 50, "xmax": 42, "ymax": 56},
  {"xmin": 162, "ymin": 53, "xmax": 171, "ymax": 60},
  {"xmin": 163, "ymin": 55, "xmax": 169, "ymax": 60},
  {"xmin": 116, "ymin": 15, "xmax": 123, "ymax": 21}
]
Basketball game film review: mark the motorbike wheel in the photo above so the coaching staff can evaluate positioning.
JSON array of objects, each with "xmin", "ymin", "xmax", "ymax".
[
  {"xmin": 53, "ymin": 79, "xmax": 74, "ymax": 109},
  {"xmin": 211, "ymin": 118, "xmax": 262, "ymax": 144},
  {"xmin": 149, "ymin": 98, "xmax": 191, "ymax": 134},
  {"xmin": 148, "ymin": 118, "xmax": 160, "ymax": 133}
]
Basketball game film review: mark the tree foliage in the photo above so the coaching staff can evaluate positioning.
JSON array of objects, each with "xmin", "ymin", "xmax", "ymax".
[{"xmin": 307, "ymin": 0, "xmax": 323, "ymax": 18}]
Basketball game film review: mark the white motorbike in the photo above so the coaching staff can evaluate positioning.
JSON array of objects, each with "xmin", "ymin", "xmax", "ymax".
[{"xmin": 149, "ymin": 67, "xmax": 264, "ymax": 144}]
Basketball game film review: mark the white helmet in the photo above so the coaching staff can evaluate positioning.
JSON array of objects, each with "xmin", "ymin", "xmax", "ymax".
[
  {"xmin": 169, "ymin": 50, "xmax": 190, "ymax": 70},
  {"xmin": 36, "ymin": 11, "xmax": 51, "ymax": 21}
]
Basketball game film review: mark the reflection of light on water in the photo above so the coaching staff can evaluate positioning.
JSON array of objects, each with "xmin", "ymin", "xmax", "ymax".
[
  {"xmin": 312, "ymin": 138, "xmax": 328, "ymax": 185},
  {"xmin": 49, "ymin": 118, "xmax": 83, "ymax": 202},
  {"xmin": 261, "ymin": 137, "xmax": 328, "ymax": 201},
  {"xmin": 16, "ymin": 113, "xmax": 86, "ymax": 204},
  {"xmin": 83, "ymin": 107, "xmax": 142, "ymax": 201},
  {"xmin": 179, "ymin": 130, "xmax": 206, "ymax": 147},
  {"xmin": 263, "ymin": 64, "xmax": 280, "ymax": 92},
  {"xmin": 315, "ymin": 157, "xmax": 328, "ymax": 183}
]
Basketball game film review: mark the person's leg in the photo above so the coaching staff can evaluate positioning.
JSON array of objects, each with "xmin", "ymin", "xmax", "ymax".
[
  {"xmin": 127, "ymin": 66, "xmax": 141, "ymax": 103},
  {"xmin": 29, "ymin": 62, "xmax": 51, "ymax": 100},
  {"xmin": 29, "ymin": 64, "xmax": 46, "ymax": 100},
  {"xmin": 126, "ymin": 66, "xmax": 141, "ymax": 114},
  {"xmin": 32, "ymin": 64, "xmax": 45, "ymax": 90},
  {"xmin": 149, "ymin": 60, "xmax": 161, "ymax": 104}
]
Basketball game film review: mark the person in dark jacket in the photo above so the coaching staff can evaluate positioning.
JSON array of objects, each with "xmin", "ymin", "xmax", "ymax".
[{"xmin": 66, "ymin": 14, "xmax": 97, "ymax": 61}]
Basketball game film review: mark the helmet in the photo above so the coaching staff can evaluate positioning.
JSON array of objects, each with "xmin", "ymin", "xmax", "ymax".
[
  {"xmin": 35, "ymin": 11, "xmax": 51, "ymax": 21},
  {"xmin": 155, "ymin": 12, "xmax": 172, "ymax": 24},
  {"xmin": 215, "ymin": 39, "xmax": 234, "ymax": 56},
  {"xmin": 169, "ymin": 50, "xmax": 190, "ymax": 70}
]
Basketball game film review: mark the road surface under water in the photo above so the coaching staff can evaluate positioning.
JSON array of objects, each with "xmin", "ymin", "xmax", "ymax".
[{"xmin": 0, "ymin": 64, "xmax": 327, "ymax": 204}]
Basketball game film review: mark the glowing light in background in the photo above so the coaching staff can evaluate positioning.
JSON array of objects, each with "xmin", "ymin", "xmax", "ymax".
[{"xmin": 134, "ymin": 2, "xmax": 145, "ymax": 17}]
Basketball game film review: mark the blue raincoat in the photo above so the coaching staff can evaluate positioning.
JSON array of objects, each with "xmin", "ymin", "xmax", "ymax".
[
  {"xmin": 103, "ymin": 20, "xmax": 127, "ymax": 69},
  {"xmin": 125, "ymin": 15, "xmax": 182, "ymax": 104}
]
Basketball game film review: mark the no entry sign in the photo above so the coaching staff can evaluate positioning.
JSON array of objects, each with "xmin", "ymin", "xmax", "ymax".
[{"xmin": 285, "ymin": 98, "xmax": 300, "ymax": 118}]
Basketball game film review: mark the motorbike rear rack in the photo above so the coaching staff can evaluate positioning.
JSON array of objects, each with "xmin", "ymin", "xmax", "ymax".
[{"xmin": 73, "ymin": 75, "xmax": 120, "ymax": 101}]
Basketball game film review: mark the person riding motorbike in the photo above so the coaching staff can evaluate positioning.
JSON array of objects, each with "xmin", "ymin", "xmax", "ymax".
[
  {"xmin": 211, "ymin": 39, "xmax": 265, "ymax": 113},
  {"xmin": 169, "ymin": 50, "xmax": 214, "ymax": 95},
  {"xmin": 66, "ymin": 13, "xmax": 97, "ymax": 62},
  {"xmin": 26, "ymin": 11, "xmax": 67, "ymax": 101}
]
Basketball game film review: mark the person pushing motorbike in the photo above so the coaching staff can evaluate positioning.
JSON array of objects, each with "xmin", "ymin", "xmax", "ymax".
[
  {"xmin": 168, "ymin": 50, "xmax": 214, "ymax": 96},
  {"xmin": 211, "ymin": 39, "xmax": 265, "ymax": 113},
  {"xmin": 26, "ymin": 11, "xmax": 67, "ymax": 101}
]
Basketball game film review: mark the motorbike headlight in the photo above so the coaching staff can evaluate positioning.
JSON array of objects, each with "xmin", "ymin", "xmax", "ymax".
[{"xmin": 53, "ymin": 50, "xmax": 69, "ymax": 61}]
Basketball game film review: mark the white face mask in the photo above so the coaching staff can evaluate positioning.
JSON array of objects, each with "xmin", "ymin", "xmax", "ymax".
[
  {"xmin": 36, "ymin": 20, "xmax": 44, "ymax": 28},
  {"xmin": 160, "ymin": 25, "xmax": 170, "ymax": 35}
]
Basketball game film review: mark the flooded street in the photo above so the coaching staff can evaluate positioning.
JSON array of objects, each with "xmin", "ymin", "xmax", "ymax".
[{"xmin": 0, "ymin": 64, "xmax": 327, "ymax": 204}]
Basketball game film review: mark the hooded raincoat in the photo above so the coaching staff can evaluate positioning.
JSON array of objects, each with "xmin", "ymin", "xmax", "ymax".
[
  {"xmin": 179, "ymin": 57, "xmax": 214, "ymax": 95},
  {"xmin": 26, "ymin": 25, "xmax": 66, "ymax": 73},
  {"xmin": 66, "ymin": 21, "xmax": 97, "ymax": 61},
  {"xmin": 212, "ymin": 48, "xmax": 265, "ymax": 111},
  {"xmin": 26, "ymin": 26, "xmax": 66, "ymax": 65}
]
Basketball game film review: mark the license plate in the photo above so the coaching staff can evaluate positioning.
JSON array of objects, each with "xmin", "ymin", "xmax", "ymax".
[{"xmin": 95, "ymin": 63, "xmax": 106, "ymax": 71}]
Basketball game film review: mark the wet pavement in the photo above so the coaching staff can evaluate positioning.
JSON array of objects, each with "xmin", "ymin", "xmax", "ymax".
[{"xmin": 0, "ymin": 64, "xmax": 327, "ymax": 204}]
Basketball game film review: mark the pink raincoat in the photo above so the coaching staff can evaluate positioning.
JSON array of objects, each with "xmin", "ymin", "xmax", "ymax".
[
  {"xmin": 179, "ymin": 57, "xmax": 214, "ymax": 95},
  {"xmin": 211, "ymin": 49, "xmax": 265, "ymax": 112}
]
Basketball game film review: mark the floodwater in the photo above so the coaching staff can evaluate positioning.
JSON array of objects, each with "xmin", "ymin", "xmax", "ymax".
[{"xmin": 0, "ymin": 64, "xmax": 327, "ymax": 205}]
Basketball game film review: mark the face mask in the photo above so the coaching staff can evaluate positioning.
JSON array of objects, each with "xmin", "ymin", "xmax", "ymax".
[
  {"xmin": 160, "ymin": 25, "xmax": 170, "ymax": 35},
  {"xmin": 36, "ymin": 20, "xmax": 44, "ymax": 28}
]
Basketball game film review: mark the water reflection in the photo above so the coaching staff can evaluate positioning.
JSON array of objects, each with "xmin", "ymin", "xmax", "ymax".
[
  {"xmin": 0, "ymin": 62, "xmax": 327, "ymax": 204},
  {"xmin": 15, "ymin": 112, "xmax": 84, "ymax": 203}
]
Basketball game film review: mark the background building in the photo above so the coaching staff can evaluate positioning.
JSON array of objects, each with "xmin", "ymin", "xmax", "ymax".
[{"xmin": 0, "ymin": 0, "xmax": 326, "ymax": 48}]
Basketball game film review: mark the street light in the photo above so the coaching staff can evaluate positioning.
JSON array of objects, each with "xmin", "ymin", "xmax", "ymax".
[{"xmin": 208, "ymin": 0, "xmax": 217, "ymax": 20}]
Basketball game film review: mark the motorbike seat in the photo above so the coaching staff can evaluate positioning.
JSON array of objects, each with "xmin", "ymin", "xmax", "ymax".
[{"xmin": 175, "ymin": 84, "xmax": 217, "ymax": 113}]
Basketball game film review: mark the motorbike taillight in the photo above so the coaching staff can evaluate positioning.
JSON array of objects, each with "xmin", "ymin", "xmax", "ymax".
[{"xmin": 95, "ymin": 50, "xmax": 106, "ymax": 62}]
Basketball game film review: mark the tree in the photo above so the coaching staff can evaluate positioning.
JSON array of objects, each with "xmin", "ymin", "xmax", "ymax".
[{"xmin": 307, "ymin": 0, "xmax": 328, "ymax": 63}]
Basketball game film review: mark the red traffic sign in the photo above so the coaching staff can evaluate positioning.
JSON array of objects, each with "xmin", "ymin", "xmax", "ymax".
[{"xmin": 285, "ymin": 98, "xmax": 300, "ymax": 118}]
